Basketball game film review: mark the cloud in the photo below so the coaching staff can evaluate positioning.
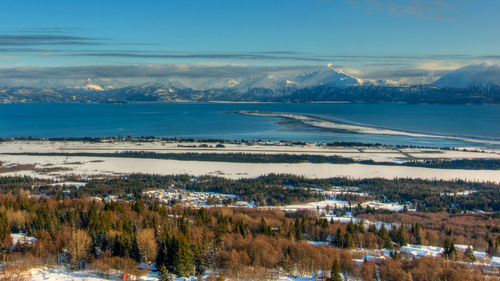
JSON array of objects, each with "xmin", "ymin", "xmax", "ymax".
[
  {"xmin": 0, "ymin": 34, "xmax": 104, "ymax": 46},
  {"xmin": 68, "ymin": 52, "xmax": 324, "ymax": 62},
  {"xmin": 416, "ymin": 61, "xmax": 466, "ymax": 71},
  {"xmin": 2, "ymin": 27, "xmax": 81, "ymax": 34},
  {"xmin": 0, "ymin": 64, "xmax": 320, "ymax": 81}
]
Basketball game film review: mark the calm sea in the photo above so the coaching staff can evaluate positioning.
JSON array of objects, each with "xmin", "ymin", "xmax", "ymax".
[{"xmin": 0, "ymin": 103, "xmax": 499, "ymax": 147}]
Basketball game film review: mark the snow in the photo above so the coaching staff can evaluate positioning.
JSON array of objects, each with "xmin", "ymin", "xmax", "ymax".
[
  {"xmin": 10, "ymin": 233, "xmax": 36, "ymax": 249},
  {"xmin": 307, "ymin": 241, "xmax": 329, "ymax": 246},
  {"xmin": 433, "ymin": 62, "xmax": 500, "ymax": 88},
  {"xmin": 277, "ymin": 197, "xmax": 407, "ymax": 213},
  {"xmin": 474, "ymin": 251, "xmax": 487, "ymax": 259},
  {"xmin": 27, "ymin": 266, "xmax": 325, "ymax": 281},
  {"xmin": 28, "ymin": 267, "xmax": 203, "ymax": 281},
  {"xmin": 400, "ymin": 244, "xmax": 444, "ymax": 258},
  {"xmin": 232, "ymin": 65, "xmax": 363, "ymax": 91},
  {"xmin": 235, "ymin": 74, "xmax": 285, "ymax": 92},
  {"xmin": 354, "ymin": 254, "xmax": 388, "ymax": 264},
  {"xmin": 3, "ymin": 140, "xmax": 500, "ymax": 182},
  {"xmin": 276, "ymin": 277, "xmax": 316, "ymax": 281},
  {"xmin": 30, "ymin": 267, "xmax": 115, "ymax": 281},
  {"xmin": 361, "ymin": 201, "xmax": 406, "ymax": 212},
  {"xmin": 49, "ymin": 182, "xmax": 86, "ymax": 189},
  {"xmin": 454, "ymin": 244, "xmax": 471, "ymax": 252},
  {"xmin": 293, "ymin": 67, "xmax": 360, "ymax": 88},
  {"xmin": 278, "ymin": 199, "xmax": 349, "ymax": 211},
  {"xmin": 85, "ymin": 84, "xmax": 105, "ymax": 91}
]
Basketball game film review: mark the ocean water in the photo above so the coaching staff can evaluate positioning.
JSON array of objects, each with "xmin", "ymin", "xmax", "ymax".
[{"xmin": 0, "ymin": 103, "xmax": 499, "ymax": 147}]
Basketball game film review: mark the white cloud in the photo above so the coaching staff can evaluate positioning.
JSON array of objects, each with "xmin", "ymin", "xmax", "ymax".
[{"xmin": 416, "ymin": 61, "xmax": 466, "ymax": 71}]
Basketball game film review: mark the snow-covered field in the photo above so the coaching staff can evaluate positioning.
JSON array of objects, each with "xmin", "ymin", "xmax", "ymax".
[
  {"xmin": 2, "ymin": 154, "xmax": 500, "ymax": 182},
  {"xmin": 2, "ymin": 140, "xmax": 499, "ymax": 182},
  {"xmin": 1, "ymin": 140, "xmax": 499, "ymax": 163},
  {"xmin": 269, "ymin": 197, "xmax": 408, "ymax": 213},
  {"xmin": 25, "ymin": 266, "xmax": 321, "ymax": 281}
]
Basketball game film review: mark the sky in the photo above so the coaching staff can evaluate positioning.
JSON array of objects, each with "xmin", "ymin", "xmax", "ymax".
[{"xmin": 0, "ymin": 0, "xmax": 499, "ymax": 87}]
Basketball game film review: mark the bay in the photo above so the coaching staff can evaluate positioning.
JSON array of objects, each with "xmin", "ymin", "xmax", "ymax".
[{"xmin": 0, "ymin": 103, "xmax": 499, "ymax": 147}]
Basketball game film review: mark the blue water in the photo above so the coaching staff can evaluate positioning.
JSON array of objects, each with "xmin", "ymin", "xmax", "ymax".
[{"xmin": 0, "ymin": 103, "xmax": 499, "ymax": 147}]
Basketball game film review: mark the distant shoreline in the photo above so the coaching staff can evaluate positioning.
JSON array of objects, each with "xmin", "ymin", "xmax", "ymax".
[{"xmin": 233, "ymin": 110, "xmax": 500, "ymax": 146}]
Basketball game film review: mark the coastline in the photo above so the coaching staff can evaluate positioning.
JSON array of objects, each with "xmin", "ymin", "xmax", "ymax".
[{"xmin": 234, "ymin": 110, "xmax": 500, "ymax": 146}]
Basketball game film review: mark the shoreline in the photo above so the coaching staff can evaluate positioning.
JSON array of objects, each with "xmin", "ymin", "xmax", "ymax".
[{"xmin": 234, "ymin": 110, "xmax": 500, "ymax": 146}]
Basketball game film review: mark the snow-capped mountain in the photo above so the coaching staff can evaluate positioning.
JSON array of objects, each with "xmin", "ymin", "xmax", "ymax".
[
  {"xmin": 362, "ymin": 79, "xmax": 401, "ymax": 87},
  {"xmin": 292, "ymin": 67, "xmax": 362, "ymax": 88},
  {"xmin": 234, "ymin": 74, "xmax": 291, "ymax": 92},
  {"xmin": 231, "ymin": 66, "xmax": 362, "ymax": 92},
  {"xmin": 432, "ymin": 62, "xmax": 500, "ymax": 88}
]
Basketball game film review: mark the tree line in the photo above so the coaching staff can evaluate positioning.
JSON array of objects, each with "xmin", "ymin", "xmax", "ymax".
[{"xmin": 0, "ymin": 194, "xmax": 498, "ymax": 280}]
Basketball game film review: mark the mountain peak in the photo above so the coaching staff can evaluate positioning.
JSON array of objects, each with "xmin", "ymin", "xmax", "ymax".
[
  {"xmin": 293, "ymin": 67, "xmax": 361, "ymax": 88},
  {"xmin": 85, "ymin": 84, "xmax": 105, "ymax": 91},
  {"xmin": 433, "ymin": 62, "xmax": 500, "ymax": 88}
]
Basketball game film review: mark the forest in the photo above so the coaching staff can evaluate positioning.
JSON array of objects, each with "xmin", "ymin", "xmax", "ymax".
[
  {"xmin": 0, "ymin": 193, "xmax": 499, "ymax": 280},
  {"xmin": 1, "ymin": 174, "xmax": 499, "ymax": 212},
  {"xmin": 0, "ymin": 174, "xmax": 499, "ymax": 280}
]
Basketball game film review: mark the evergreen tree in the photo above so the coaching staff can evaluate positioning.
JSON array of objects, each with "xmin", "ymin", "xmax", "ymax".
[
  {"xmin": 0, "ymin": 211, "xmax": 12, "ymax": 275},
  {"xmin": 294, "ymin": 218, "xmax": 303, "ymax": 241},
  {"xmin": 334, "ymin": 228, "xmax": 341, "ymax": 247},
  {"xmin": 330, "ymin": 259, "xmax": 342, "ymax": 281},
  {"xmin": 159, "ymin": 265, "xmax": 170, "ymax": 281},
  {"xmin": 343, "ymin": 232, "xmax": 353, "ymax": 249},
  {"xmin": 174, "ymin": 233, "xmax": 194, "ymax": 277},
  {"xmin": 464, "ymin": 245, "xmax": 476, "ymax": 262},
  {"xmin": 443, "ymin": 239, "xmax": 457, "ymax": 260},
  {"xmin": 193, "ymin": 239, "xmax": 207, "ymax": 276},
  {"xmin": 379, "ymin": 224, "xmax": 393, "ymax": 249},
  {"xmin": 393, "ymin": 223, "xmax": 408, "ymax": 246},
  {"xmin": 347, "ymin": 220, "xmax": 355, "ymax": 234},
  {"xmin": 260, "ymin": 217, "xmax": 272, "ymax": 236},
  {"xmin": 156, "ymin": 230, "xmax": 172, "ymax": 270}
]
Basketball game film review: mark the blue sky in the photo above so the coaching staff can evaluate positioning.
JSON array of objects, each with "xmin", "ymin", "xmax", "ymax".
[{"xmin": 0, "ymin": 0, "xmax": 499, "ymax": 86}]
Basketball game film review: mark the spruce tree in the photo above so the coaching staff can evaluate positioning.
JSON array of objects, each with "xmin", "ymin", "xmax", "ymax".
[
  {"xmin": 159, "ymin": 265, "xmax": 170, "ymax": 281},
  {"xmin": 330, "ymin": 259, "xmax": 342, "ymax": 281},
  {"xmin": 443, "ymin": 239, "xmax": 457, "ymax": 260},
  {"xmin": 464, "ymin": 245, "xmax": 476, "ymax": 262},
  {"xmin": 344, "ymin": 232, "xmax": 353, "ymax": 249},
  {"xmin": 174, "ymin": 234, "xmax": 194, "ymax": 277},
  {"xmin": 294, "ymin": 218, "xmax": 303, "ymax": 241},
  {"xmin": 0, "ymin": 211, "xmax": 11, "ymax": 275}
]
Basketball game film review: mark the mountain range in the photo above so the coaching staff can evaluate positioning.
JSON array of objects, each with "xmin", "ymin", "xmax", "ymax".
[{"xmin": 1, "ymin": 63, "xmax": 499, "ymax": 104}]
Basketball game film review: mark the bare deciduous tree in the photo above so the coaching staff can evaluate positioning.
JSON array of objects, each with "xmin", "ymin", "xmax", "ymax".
[
  {"xmin": 137, "ymin": 228, "xmax": 157, "ymax": 266},
  {"xmin": 67, "ymin": 229, "xmax": 91, "ymax": 269}
]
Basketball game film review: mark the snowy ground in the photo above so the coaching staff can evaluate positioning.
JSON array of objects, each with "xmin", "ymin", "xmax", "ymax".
[
  {"xmin": 2, "ymin": 140, "xmax": 500, "ymax": 182},
  {"xmin": 26, "ymin": 266, "xmax": 322, "ymax": 281},
  {"xmin": 4, "ymin": 140, "xmax": 499, "ymax": 162},
  {"xmin": 10, "ymin": 233, "xmax": 36, "ymax": 250},
  {"xmin": 272, "ymin": 198, "xmax": 408, "ymax": 213},
  {"xmin": 2, "ymin": 154, "xmax": 500, "ymax": 182}
]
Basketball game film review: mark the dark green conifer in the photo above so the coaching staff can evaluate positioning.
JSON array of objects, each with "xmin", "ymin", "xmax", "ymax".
[
  {"xmin": 330, "ymin": 259, "xmax": 342, "ymax": 281},
  {"xmin": 174, "ymin": 233, "xmax": 194, "ymax": 276}
]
